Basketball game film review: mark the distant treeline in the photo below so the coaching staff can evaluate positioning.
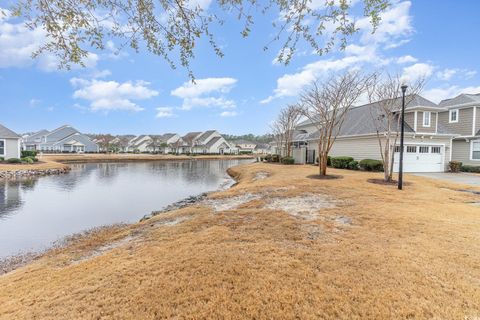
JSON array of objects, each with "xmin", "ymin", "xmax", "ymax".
[{"xmin": 222, "ymin": 134, "xmax": 274, "ymax": 143}]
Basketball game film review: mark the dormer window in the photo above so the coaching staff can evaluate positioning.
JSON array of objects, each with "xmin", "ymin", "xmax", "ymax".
[
  {"xmin": 449, "ymin": 109, "xmax": 459, "ymax": 123},
  {"xmin": 423, "ymin": 111, "xmax": 431, "ymax": 127}
]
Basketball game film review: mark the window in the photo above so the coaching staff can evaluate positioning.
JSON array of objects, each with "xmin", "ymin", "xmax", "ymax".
[
  {"xmin": 472, "ymin": 141, "xmax": 480, "ymax": 160},
  {"xmin": 423, "ymin": 111, "xmax": 431, "ymax": 127},
  {"xmin": 407, "ymin": 146, "xmax": 417, "ymax": 153},
  {"xmin": 419, "ymin": 146, "xmax": 429, "ymax": 153},
  {"xmin": 0, "ymin": 140, "xmax": 4, "ymax": 155},
  {"xmin": 449, "ymin": 109, "xmax": 459, "ymax": 123},
  {"xmin": 394, "ymin": 145, "xmax": 402, "ymax": 153},
  {"xmin": 431, "ymin": 146, "xmax": 441, "ymax": 154}
]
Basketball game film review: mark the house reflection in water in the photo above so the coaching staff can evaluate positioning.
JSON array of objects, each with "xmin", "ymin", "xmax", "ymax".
[{"xmin": 0, "ymin": 179, "xmax": 38, "ymax": 220}]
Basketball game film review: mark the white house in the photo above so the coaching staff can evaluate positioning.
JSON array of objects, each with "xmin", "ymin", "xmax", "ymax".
[{"xmin": 0, "ymin": 124, "xmax": 21, "ymax": 159}]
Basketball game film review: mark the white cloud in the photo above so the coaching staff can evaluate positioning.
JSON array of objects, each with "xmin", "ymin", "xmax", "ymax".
[
  {"xmin": 220, "ymin": 111, "xmax": 238, "ymax": 117},
  {"xmin": 172, "ymin": 77, "xmax": 236, "ymax": 99},
  {"xmin": 356, "ymin": 1, "xmax": 413, "ymax": 47},
  {"xmin": 0, "ymin": 8, "xmax": 98, "ymax": 71},
  {"xmin": 90, "ymin": 69, "xmax": 112, "ymax": 79},
  {"xmin": 423, "ymin": 85, "xmax": 480, "ymax": 104},
  {"xmin": 263, "ymin": 1, "xmax": 415, "ymax": 103},
  {"xmin": 436, "ymin": 68, "xmax": 457, "ymax": 81},
  {"xmin": 401, "ymin": 63, "xmax": 434, "ymax": 83},
  {"xmin": 396, "ymin": 55, "xmax": 417, "ymax": 64},
  {"xmin": 171, "ymin": 77, "xmax": 237, "ymax": 111},
  {"xmin": 29, "ymin": 98, "xmax": 40, "ymax": 107},
  {"xmin": 156, "ymin": 107, "xmax": 176, "ymax": 118},
  {"xmin": 261, "ymin": 54, "xmax": 374, "ymax": 103},
  {"xmin": 71, "ymin": 78, "xmax": 158, "ymax": 112}
]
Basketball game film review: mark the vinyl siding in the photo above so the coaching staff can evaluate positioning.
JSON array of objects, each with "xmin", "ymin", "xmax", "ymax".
[
  {"xmin": 475, "ymin": 106, "xmax": 480, "ymax": 134},
  {"xmin": 404, "ymin": 112, "xmax": 415, "ymax": 131},
  {"xmin": 452, "ymin": 139, "xmax": 480, "ymax": 165},
  {"xmin": 1, "ymin": 138, "xmax": 20, "ymax": 159},
  {"xmin": 416, "ymin": 111, "xmax": 437, "ymax": 134},
  {"xmin": 308, "ymin": 135, "xmax": 452, "ymax": 170},
  {"xmin": 438, "ymin": 107, "xmax": 474, "ymax": 136}
]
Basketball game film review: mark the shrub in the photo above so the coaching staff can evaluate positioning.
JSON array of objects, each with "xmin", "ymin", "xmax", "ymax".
[
  {"xmin": 449, "ymin": 161, "xmax": 462, "ymax": 173},
  {"xmin": 271, "ymin": 154, "xmax": 280, "ymax": 163},
  {"xmin": 6, "ymin": 158, "xmax": 21, "ymax": 164},
  {"xmin": 347, "ymin": 160, "xmax": 359, "ymax": 170},
  {"xmin": 21, "ymin": 157, "xmax": 34, "ymax": 164},
  {"xmin": 281, "ymin": 156, "xmax": 295, "ymax": 165},
  {"xmin": 327, "ymin": 156, "xmax": 331, "ymax": 166},
  {"xmin": 0, "ymin": 157, "xmax": 4, "ymax": 162},
  {"xmin": 461, "ymin": 165, "xmax": 480, "ymax": 173},
  {"xmin": 359, "ymin": 159, "xmax": 384, "ymax": 171},
  {"xmin": 331, "ymin": 156, "xmax": 354, "ymax": 169},
  {"xmin": 21, "ymin": 150, "xmax": 37, "ymax": 158}
]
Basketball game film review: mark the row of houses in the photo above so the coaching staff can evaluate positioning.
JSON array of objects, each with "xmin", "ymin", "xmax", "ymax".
[
  {"xmin": 117, "ymin": 131, "xmax": 272, "ymax": 154},
  {"xmin": 290, "ymin": 93, "xmax": 480, "ymax": 172},
  {"xmin": 0, "ymin": 125, "xmax": 273, "ymax": 158}
]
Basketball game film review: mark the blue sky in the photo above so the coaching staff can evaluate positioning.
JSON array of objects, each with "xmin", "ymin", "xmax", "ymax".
[{"xmin": 0, "ymin": 0, "xmax": 479, "ymax": 135}]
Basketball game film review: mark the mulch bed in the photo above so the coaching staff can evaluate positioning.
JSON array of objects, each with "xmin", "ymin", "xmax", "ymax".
[
  {"xmin": 368, "ymin": 178, "xmax": 412, "ymax": 186},
  {"xmin": 307, "ymin": 174, "xmax": 343, "ymax": 180}
]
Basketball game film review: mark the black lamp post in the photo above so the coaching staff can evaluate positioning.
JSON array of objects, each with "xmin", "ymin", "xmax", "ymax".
[{"xmin": 398, "ymin": 84, "xmax": 408, "ymax": 190}]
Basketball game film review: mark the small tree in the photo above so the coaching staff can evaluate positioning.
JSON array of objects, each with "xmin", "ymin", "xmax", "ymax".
[
  {"xmin": 300, "ymin": 71, "xmax": 372, "ymax": 176},
  {"xmin": 367, "ymin": 73, "xmax": 425, "ymax": 182},
  {"xmin": 270, "ymin": 105, "xmax": 302, "ymax": 158}
]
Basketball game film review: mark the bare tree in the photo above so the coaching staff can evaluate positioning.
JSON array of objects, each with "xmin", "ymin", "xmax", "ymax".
[
  {"xmin": 270, "ymin": 105, "xmax": 302, "ymax": 158},
  {"xmin": 367, "ymin": 73, "xmax": 426, "ymax": 182},
  {"xmin": 11, "ymin": 0, "xmax": 389, "ymax": 78},
  {"xmin": 300, "ymin": 71, "xmax": 372, "ymax": 176}
]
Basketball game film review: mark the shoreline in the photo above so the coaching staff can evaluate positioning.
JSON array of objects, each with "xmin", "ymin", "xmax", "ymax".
[{"xmin": 0, "ymin": 164, "xmax": 241, "ymax": 275}]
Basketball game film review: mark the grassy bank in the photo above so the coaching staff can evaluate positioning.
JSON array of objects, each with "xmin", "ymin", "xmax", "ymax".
[{"xmin": 0, "ymin": 163, "xmax": 479, "ymax": 319}]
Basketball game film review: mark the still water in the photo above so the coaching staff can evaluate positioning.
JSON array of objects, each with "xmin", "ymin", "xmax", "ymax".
[{"xmin": 0, "ymin": 159, "xmax": 250, "ymax": 258}]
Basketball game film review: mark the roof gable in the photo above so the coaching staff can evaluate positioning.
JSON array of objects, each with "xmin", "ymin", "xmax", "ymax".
[{"xmin": 0, "ymin": 123, "xmax": 20, "ymax": 139}]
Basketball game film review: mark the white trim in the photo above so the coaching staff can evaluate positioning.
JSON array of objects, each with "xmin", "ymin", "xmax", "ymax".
[
  {"xmin": 0, "ymin": 139, "xmax": 5, "ymax": 156},
  {"xmin": 422, "ymin": 111, "xmax": 431, "ymax": 127},
  {"xmin": 449, "ymin": 138, "xmax": 453, "ymax": 163},
  {"xmin": 470, "ymin": 139, "xmax": 480, "ymax": 161},
  {"xmin": 449, "ymin": 109, "xmax": 459, "ymax": 123},
  {"xmin": 414, "ymin": 111, "xmax": 418, "ymax": 131},
  {"xmin": 472, "ymin": 106, "xmax": 477, "ymax": 136}
]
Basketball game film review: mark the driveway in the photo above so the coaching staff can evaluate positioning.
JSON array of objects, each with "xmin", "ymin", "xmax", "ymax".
[{"xmin": 412, "ymin": 172, "xmax": 480, "ymax": 187}]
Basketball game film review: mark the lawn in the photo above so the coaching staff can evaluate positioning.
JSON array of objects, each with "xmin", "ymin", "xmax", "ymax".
[{"xmin": 0, "ymin": 163, "xmax": 479, "ymax": 319}]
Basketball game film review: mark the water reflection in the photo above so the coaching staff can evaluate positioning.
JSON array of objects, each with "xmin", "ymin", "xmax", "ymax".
[{"xmin": 0, "ymin": 159, "xmax": 250, "ymax": 258}]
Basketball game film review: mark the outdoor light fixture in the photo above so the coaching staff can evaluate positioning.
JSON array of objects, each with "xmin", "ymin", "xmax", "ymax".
[{"xmin": 398, "ymin": 84, "xmax": 408, "ymax": 190}]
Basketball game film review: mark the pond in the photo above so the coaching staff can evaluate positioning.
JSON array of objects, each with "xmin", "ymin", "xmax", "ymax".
[{"xmin": 0, "ymin": 159, "xmax": 251, "ymax": 259}]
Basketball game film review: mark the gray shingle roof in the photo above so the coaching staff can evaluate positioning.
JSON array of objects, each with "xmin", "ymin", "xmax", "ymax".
[
  {"xmin": 205, "ymin": 136, "xmax": 222, "ymax": 148},
  {"xmin": 0, "ymin": 123, "xmax": 21, "ymax": 139},
  {"xmin": 196, "ymin": 130, "xmax": 216, "ymax": 144},
  {"xmin": 439, "ymin": 93, "xmax": 480, "ymax": 108},
  {"xmin": 297, "ymin": 94, "xmax": 439, "ymax": 128},
  {"xmin": 182, "ymin": 132, "xmax": 202, "ymax": 145}
]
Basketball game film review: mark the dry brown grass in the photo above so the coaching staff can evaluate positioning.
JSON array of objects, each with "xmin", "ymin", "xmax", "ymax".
[
  {"xmin": 0, "ymin": 159, "xmax": 69, "ymax": 172},
  {"xmin": 1, "ymin": 163, "xmax": 479, "ymax": 319}
]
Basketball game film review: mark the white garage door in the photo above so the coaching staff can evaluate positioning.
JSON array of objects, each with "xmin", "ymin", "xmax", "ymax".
[{"xmin": 393, "ymin": 145, "xmax": 444, "ymax": 173}]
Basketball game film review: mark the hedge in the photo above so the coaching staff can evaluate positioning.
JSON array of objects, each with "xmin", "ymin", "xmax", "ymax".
[
  {"xmin": 21, "ymin": 150, "xmax": 37, "ymax": 158},
  {"xmin": 347, "ymin": 160, "xmax": 359, "ymax": 170},
  {"xmin": 21, "ymin": 157, "xmax": 34, "ymax": 164},
  {"xmin": 331, "ymin": 156, "xmax": 354, "ymax": 169},
  {"xmin": 6, "ymin": 158, "xmax": 22, "ymax": 164},
  {"xmin": 359, "ymin": 159, "xmax": 384, "ymax": 171},
  {"xmin": 281, "ymin": 156, "xmax": 295, "ymax": 165},
  {"xmin": 461, "ymin": 165, "xmax": 480, "ymax": 173},
  {"xmin": 449, "ymin": 161, "xmax": 462, "ymax": 173}
]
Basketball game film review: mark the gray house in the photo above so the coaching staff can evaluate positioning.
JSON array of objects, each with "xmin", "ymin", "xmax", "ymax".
[
  {"xmin": 294, "ymin": 95, "xmax": 457, "ymax": 172},
  {"xmin": 23, "ymin": 125, "xmax": 99, "ymax": 153},
  {"xmin": 438, "ymin": 94, "xmax": 480, "ymax": 165},
  {"xmin": 0, "ymin": 124, "xmax": 21, "ymax": 159}
]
